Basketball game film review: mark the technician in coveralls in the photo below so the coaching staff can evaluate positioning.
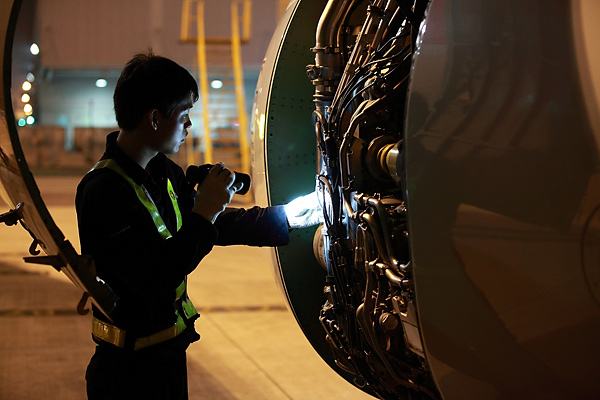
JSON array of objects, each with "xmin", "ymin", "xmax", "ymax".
[{"xmin": 76, "ymin": 53, "xmax": 319, "ymax": 399}]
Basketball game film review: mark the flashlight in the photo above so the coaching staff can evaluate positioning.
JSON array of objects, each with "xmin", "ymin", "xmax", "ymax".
[{"xmin": 186, "ymin": 164, "xmax": 251, "ymax": 195}]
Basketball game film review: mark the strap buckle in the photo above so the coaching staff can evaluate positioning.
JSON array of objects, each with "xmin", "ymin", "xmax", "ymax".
[{"xmin": 91, "ymin": 313, "xmax": 189, "ymax": 351}]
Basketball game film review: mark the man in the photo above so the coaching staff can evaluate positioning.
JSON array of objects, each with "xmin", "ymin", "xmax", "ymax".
[{"xmin": 76, "ymin": 53, "xmax": 317, "ymax": 399}]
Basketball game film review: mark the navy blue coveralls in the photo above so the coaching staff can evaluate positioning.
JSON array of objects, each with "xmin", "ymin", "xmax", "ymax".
[{"xmin": 76, "ymin": 131, "xmax": 289, "ymax": 400}]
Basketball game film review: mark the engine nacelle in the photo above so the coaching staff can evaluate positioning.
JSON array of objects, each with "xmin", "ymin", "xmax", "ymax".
[{"xmin": 252, "ymin": 1, "xmax": 600, "ymax": 399}]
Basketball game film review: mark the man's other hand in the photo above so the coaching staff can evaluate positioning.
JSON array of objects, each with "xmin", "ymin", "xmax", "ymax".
[
  {"xmin": 283, "ymin": 191, "xmax": 323, "ymax": 229},
  {"xmin": 192, "ymin": 163, "xmax": 237, "ymax": 223}
]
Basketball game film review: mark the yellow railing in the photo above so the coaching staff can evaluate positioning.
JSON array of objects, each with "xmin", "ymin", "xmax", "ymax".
[
  {"xmin": 231, "ymin": 0, "xmax": 250, "ymax": 174},
  {"xmin": 180, "ymin": 0, "xmax": 252, "ymax": 45},
  {"xmin": 195, "ymin": 0, "xmax": 212, "ymax": 165},
  {"xmin": 180, "ymin": 0, "xmax": 252, "ymax": 173}
]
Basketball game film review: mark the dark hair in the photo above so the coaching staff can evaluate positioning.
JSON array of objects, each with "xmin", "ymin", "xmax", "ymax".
[{"xmin": 114, "ymin": 52, "xmax": 199, "ymax": 130}]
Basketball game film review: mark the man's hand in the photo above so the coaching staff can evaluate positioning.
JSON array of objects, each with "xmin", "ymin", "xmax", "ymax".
[
  {"xmin": 283, "ymin": 191, "xmax": 323, "ymax": 229},
  {"xmin": 192, "ymin": 164, "xmax": 241, "ymax": 223}
]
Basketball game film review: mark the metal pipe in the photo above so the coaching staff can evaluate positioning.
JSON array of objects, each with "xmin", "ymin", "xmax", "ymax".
[
  {"xmin": 384, "ymin": 268, "xmax": 403, "ymax": 286},
  {"xmin": 366, "ymin": 196, "xmax": 400, "ymax": 269},
  {"xmin": 312, "ymin": 0, "xmax": 353, "ymax": 118},
  {"xmin": 360, "ymin": 211, "xmax": 393, "ymax": 268},
  {"xmin": 334, "ymin": 0, "xmax": 387, "ymax": 97},
  {"xmin": 368, "ymin": 0, "xmax": 398, "ymax": 60},
  {"xmin": 338, "ymin": 101, "xmax": 367, "ymax": 189},
  {"xmin": 335, "ymin": 0, "xmax": 362, "ymax": 57},
  {"xmin": 316, "ymin": 0, "xmax": 355, "ymax": 49}
]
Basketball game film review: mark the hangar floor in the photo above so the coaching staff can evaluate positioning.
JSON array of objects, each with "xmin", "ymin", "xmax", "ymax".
[{"xmin": 0, "ymin": 176, "xmax": 374, "ymax": 400}]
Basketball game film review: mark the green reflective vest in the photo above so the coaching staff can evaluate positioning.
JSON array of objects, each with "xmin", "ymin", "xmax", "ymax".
[
  {"xmin": 92, "ymin": 159, "xmax": 182, "ymax": 239},
  {"xmin": 90, "ymin": 159, "xmax": 198, "ymax": 323}
]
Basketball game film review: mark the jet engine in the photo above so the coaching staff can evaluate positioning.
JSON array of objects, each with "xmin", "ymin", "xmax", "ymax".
[
  {"xmin": 253, "ymin": 0, "xmax": 600, "ymax": 399},
  {"xmin": 1, "ymin": 0, "xmax": 600, "ymax": 398}
]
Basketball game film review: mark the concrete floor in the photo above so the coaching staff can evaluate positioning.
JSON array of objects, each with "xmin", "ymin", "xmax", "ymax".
[{"xmin": 0, "ymin": 176, "xmax": 374, "ymax": 400}]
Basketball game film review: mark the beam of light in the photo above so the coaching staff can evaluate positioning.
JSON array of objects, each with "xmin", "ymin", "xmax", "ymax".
[{"xmin": 283, "ymin": 191, "xmax": 322, "ymax": 228}]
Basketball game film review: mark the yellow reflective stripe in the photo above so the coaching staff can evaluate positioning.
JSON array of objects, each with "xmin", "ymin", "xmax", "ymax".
[
  {"xmin": 92, "ymin": 316, "xmax": 126, "ymax": 347},
  {"xmin": 175, "ymin": 280, "xmax": 186, "ymax": 300},
  {"xmin": 137, "ymin": 185, "xmax": 172, "ymax": 240},
  {"xmin": 174, "ymin": 310, "xmax": 188, "ymax": 332},
  {"xmin": 90, "ymin": 159, "xmax": 173, "ymax": 240},
  {"xmin": 175, "ymin": 278, "xmax": 198, "ymax": 319},
  {"xmin": 166, "ymin": 178, "xmax": 182, "ymax": 232},
  {"xmin": 92, "ymin": 313, "xmax": 189, "ymax": 350},
  {"xmin": 134, "ymin": 312, "xmax": 188, "ymax": 350},
  {"xmin": 89, "ymin": 159, "xmax": 198, "ymax": 349},
  {"xmin": 182, "ymin": 296, "xmax": 198, "ymax": 319}
]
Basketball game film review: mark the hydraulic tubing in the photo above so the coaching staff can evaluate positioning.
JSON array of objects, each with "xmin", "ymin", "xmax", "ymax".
[{"xmin": 311, "ymin": 0, "xmax": 354, "ymax": 118}]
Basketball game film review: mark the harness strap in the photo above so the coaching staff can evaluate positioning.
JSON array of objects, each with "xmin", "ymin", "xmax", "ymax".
[
  {"xmin": 176, "ymin": 278, "xmax": 199, "ymax": 320},
  {"xmin": 167, "ymin": 178, "xmax": 183, "ymax": 232},
  {"xmin": 88, "ymin": 158, "xmax": 198, "ymax": 350},
  {"xmin": 90, "ymin": 159, "xmax": 182, "ymax": 239},
  {"xmin": 92, "ymin": 312, "xmax": 188, "ymax": 351}
]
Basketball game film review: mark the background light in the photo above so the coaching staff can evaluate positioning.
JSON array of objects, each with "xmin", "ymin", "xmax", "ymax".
[
  {"xmin": 26, "ymin": 72, "xmax": 35, "ymax": 82},
  {"xmin": 210, "ymin": 79, "xmax": 223, "ymax": 89},
  {"xmin": 95, "ymin": 78, "xmax": 107, "ymax": 88},
  {"xmin": 17, "ymin": 118, "xmax": 26, "ymax": 127},
  {"xmin": 30, "ymin": 43, "xmax": 39, "ymax": 55},
  {"xmin": 21, "ymin": 93, "xmax": 30, "ymax": 103},
  {"xmin": 26, "ymin": 116, "xmax": 35, "ymax": 125},
  {"xmin": 23, "ymin": 104, "xmax": 32, "ymax": 115},
  {"xmin": 22, "ymin": 81, "xmax": 31, "ymax": 91}
]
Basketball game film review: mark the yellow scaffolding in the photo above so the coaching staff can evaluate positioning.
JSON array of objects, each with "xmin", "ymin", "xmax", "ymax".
[
  {"xmin": 181, "ymin": 0, "xmax": 252, "ymax": 45},
  {"xmin": 231, "ymin": 0, "xmax": 250, "ymax": 174},
  {"xmin": 196, "ymin": 0, "xmax": 212, "ymax": 165},
  {"xmin": 180, "ymin": 0, "xmax": 252, "ymax": 173}
]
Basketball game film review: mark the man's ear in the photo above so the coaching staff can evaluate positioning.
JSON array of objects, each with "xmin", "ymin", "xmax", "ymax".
[{"xmin": 150, "ymin": 110, "xmax": 159, "ymax": 131}]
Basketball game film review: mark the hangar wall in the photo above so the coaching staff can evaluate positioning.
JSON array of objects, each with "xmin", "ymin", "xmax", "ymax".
[
  {"xmin": 11, "ymin": 0, "xmax": 282, "ymax": 172},
  {"xmin": 36, "ymin": 0, "xmax": 280, "ymax": 69}
]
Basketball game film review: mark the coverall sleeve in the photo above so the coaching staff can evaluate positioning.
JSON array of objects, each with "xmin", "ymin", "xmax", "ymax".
[
  {"xmin": 213, "ymin": 205, "xmax": 290, "ymax": 246},
  {"xmin": 77, "ymin": 172, "xmax": 216, "ymax": 293}
]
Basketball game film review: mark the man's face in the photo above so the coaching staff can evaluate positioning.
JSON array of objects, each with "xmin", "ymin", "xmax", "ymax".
[{"xmin": 155, "ymin": 98, "xmax": 194, "ymax": 155}]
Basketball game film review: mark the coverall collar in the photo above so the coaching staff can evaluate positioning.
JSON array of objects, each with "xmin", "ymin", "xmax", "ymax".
[{"xmin": 103, "ymin": 131, "xmax": 154, "ymax": 186}]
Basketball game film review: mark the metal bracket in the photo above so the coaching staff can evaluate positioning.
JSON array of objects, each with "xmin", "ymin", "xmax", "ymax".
[
  {"xmin": 28, "ymin": 239, "xmax": 40, "ymax": 255},
  {"xmin": 0, "ymin": 203, "xmax": 42, "ymax": 255},
  {"xmin": 22, "ymin": 255, "xmax": 64, "ymax": 272},
  {"xmin": 77, "ymin": 292, "xmax": 90, "ymax": 315},
  {"xmin": 0, "ymin": 202, "xmax": 23, "ymax": 226}
]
